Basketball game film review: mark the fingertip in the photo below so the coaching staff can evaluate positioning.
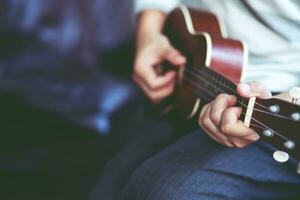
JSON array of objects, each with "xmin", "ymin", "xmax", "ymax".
[
  {"xmin": 237, "ymin": 83, "xmax": 250, "ymax": 97},
  {"xmin": 255, "ymin": 133, "xmax": 260, "ymax": 140},
  {"xmin": 175, "ymin": 55, "xmax": 186, "ymax": 66},
  {"xmin": 154, "ymin": 71, "xmax": 176, "ymax": 87},
  {"xmin": 165, "ymin": 71, "xmax": 176, "ymax": 79},
  {"xmin": 227, "ymin": 95, "xmax": 237, "ymax": 106},
  {"xmin": 166, "ymin": 48, "xmax": 186, "ymax": 66},
  {"xmin": 234, "ymin": 107, "xmax": 242, "ymax": 117},
  {"xmin": 246, "ymin": 132, "xmax": 260, "ymax": 142}
]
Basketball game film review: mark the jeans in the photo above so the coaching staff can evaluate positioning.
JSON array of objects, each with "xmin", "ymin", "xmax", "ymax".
[{"xmin": 122, "ymin": 130, "xmax": 300, "ymax": 200}]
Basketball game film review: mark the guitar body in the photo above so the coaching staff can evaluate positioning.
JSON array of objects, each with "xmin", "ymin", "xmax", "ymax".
[
  {"xmin": 162, "ymin": 5, "xmax": 300, "ymax": 167},
  {"xmin": 163, "ymin": 5, "xmax": 248, "ymax": 118}
]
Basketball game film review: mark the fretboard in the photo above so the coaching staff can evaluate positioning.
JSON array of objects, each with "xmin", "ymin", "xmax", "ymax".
[{"xmin": 183, "ymin": 65, "xmax": 246, "ymax": 107}]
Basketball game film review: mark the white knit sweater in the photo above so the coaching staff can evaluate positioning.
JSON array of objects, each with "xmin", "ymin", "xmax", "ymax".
[{"xmin": 135, "ymin": 0, "xmax": 300, "ymax": 92}]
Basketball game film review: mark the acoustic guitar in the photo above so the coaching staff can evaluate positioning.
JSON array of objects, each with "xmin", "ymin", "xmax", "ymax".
[{"xmin": 162, "ymin": 5, "xmax": 300, "ymax": 171}]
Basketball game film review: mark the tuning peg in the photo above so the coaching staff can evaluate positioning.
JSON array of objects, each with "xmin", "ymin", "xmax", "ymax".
[
  {"xmin": 289, "ymin": 87, "xmax": 300, "ymax": 104},
  {"xmin": 273, "ymin": 150, "xmax": 289, "ymax": 163}
]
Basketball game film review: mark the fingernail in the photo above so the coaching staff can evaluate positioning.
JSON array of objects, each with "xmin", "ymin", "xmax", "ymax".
[
  {"xmin": 239, "ymin": 83, "xmax": 250, "ymax": 95},
  {"xmin": 255, "ymin": 133, "xmax": 260, "ymax": 140}
]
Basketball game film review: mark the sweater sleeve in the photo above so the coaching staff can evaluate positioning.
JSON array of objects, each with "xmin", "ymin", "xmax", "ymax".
[{"xmin": 135, "ymin": 0, "xmax": 180, "ymax": 14}]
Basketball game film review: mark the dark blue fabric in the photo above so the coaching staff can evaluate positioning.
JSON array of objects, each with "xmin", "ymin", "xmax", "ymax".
[
  {"xmin": 122, "ymin": 130, "xmax": 300, "ymax": 200},
  {"xmin": 90, "ymin": 107, "xmax": 197, "ymax": 200},
  {"xmin": 0, "ymin": 0, "xmax": 138, "ymax": 199},
  {"xmin": 0, "ymin": 0, "xmax": 136, "ymax": 134}
]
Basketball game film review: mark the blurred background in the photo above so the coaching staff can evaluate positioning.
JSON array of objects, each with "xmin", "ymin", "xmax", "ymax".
[
  {"xmin": 0, "ymin": 1, "xmax": 194, "ymax": 199},
  {"xmin": 0, "ymin": 0, "xmax": 137, "ymax": 199}
]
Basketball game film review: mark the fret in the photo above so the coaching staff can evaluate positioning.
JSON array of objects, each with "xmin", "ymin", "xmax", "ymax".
[{"xmin": 183, "ymin": 66, "xmax": 247, "ymax": 108}]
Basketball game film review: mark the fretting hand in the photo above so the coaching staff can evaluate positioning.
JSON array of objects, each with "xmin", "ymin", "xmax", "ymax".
[{"xmin": 199, "ymin": 82, "xmax": 272, "ymax": 148}]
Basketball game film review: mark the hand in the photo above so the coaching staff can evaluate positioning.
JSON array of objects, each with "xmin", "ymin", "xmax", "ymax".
[
  {"xmin": 199, "ymin": 82, "xmax": 272, "ymax": 148},
  {"xmin": 133, "ymin": 33, "xmax": 186, "ymax": 103}
]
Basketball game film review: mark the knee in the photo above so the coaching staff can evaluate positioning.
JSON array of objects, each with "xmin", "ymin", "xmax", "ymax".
[
  {"xmin": 122, "ymin": 166, "xmax": 243, "ymax": 200},
  {"xmin": 122, "ymin": 165, "xmax": 181, "ymax": 200}
]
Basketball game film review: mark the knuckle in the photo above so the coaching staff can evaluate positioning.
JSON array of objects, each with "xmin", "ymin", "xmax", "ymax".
[
  {"xmin": 199, "ymin": 116, "xmax": 208, "ymax": 128},
  {"xmin": 198, "ymin": 117, "xmax": 203, "ymax": 126},
  {"xmin": 251, "ymin": 81, "xmax": 264, "ymax": 91},
  {"xmin": 150, "ymin": 90, "xmax": 169, "ymax": 102},
  {"xmin": 149, "ymin": 82, "xmax": 159, "ymax": 90},
  {"xmin": 220, "ymin": 123, "xmax": 231, "ymax": 133},
  {"xmin": 199, "ymin": 112, "xmax": 205, "ymax": 124},
  {"xmin": 166, "ymin": 87, "xmax": 174, "ymax": 95},
  {"xmin": 216, "ymin": 93, "xmax": 227, "ymax": 100},
  {"xmin": 235, "ymin": 142, "xmax": 247, "ymax": 148},
  {"xmin": 210, "ymin": 112, "xmax": 220, "ymax": 125},
  {"xmin": 202, "ymin": 117, "xmax": 211, "ymax": 128},
  {"xmin": 200, "ymin": 104, "xmax": 208, "ymax": 115},
  {"xmin": 203, "ymin": 103, "xmax": 210, "ymax": 110}
]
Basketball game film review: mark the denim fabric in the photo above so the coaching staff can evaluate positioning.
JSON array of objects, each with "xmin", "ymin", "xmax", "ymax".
[
  {"xmin": 90, "ymin": 107, "xmax": 197, "ymax": 200},
  {"xmin": 122, "ymin": 130, "xmax": 300, "ymax": 200}
]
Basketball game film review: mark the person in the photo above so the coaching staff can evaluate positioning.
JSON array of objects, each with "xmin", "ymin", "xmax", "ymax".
[{"xmin": 122, "ymin": 0, "xmax": 300, "ymax": 199}]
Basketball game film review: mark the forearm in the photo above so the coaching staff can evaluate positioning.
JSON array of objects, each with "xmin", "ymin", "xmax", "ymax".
[{"xmin": 136, "ymin": 10, "xmax": 167, "ymax": 51}]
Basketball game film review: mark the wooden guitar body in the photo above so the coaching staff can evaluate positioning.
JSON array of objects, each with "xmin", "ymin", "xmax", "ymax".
[
  {"xmin": 163, "ymin": 5, "xmax": 300, "ymax": 166},
  {"xmin": 163, "ymin": 5, "xmax": 248, "ymax": 118}
]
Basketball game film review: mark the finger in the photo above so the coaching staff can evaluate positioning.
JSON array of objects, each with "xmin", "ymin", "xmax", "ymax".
[
  {"xmin": 150, "ymin": 81, "xmax": 175, "ymax": 103},
  {"xmin": 220, "ymin": 107, "xmax": 260, "ymax": 140},
  {"xmin": 133, "ymin": 74, "xmax": 175, "ymax": 103},
  {"xmin": 199, "ymin": 104, "xmax": 219, "ymax": 143},
  {"xmin": 163, "ymin": 45, "xmax": 186, "ymax": 66},
  {"xmin": 237, "ymin": 82, "xmax": 272, "ymax": 99},
  {"xmin": 210, "ymin": 94, "xmax": 236, "ymax": 126},
  {"xmin": 135, "ymin": 61, "xmax": 177, "ymax": 91},
  {"xmin": 226, "ymin": 136, "xmax": 256, "ymax": 148},
  {"xmin": 199, "ymin": 103, "xmax": 209, "ymax": 120},
  {"xmin": 200, "ymin": 104, "xmax": 234, "ymax": 147}
]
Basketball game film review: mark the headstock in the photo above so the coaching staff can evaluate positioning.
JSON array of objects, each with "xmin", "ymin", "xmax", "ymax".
[{"xmin": 249, "ymin": 87, "xmax": 300, "ymax": 171}]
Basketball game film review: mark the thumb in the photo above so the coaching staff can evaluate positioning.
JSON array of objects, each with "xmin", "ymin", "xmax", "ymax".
[
  {"xmin": 163, "ymin": 44, "xmax": 186, "ymax": 67},
  {"xmin": 237, "ymin": 82, "xmax": 272, "ymax": 99}
]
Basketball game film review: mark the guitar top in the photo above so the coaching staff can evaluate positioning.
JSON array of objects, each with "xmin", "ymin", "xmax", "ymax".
[{"xmin": 163, "ymin": 4, "xmax": 300, "ymax": 168}]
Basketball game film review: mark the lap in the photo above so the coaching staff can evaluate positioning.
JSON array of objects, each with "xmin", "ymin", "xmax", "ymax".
[{"xmin": 122, "ymin": 129, "xmax": 300, "ymax": 200}]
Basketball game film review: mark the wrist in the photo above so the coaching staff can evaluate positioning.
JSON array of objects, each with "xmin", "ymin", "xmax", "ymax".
[
  {"xmin": 138, "ymin": 10, "xmax": 167, "ymax": 33},
  {"xmin": 136, "ymin": 10, "xmax": 167, "ymax": 50}
]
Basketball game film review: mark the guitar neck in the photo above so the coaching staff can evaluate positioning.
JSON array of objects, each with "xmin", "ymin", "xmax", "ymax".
[{"xmin": 183, "ymin": 66, "xmax": 247, "ymax": 107}]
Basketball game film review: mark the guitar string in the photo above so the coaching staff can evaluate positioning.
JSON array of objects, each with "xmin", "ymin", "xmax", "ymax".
[
  {"xmin": 188, "ymin": 67, "xmax": 269, "ymax": 110},
  {"xmin": 250, "ymin": 118, "xmax": 290, "ymax": 141},
  {"xmin": 249, "ymin": 123, "xmax": 290, "ymax": 142},
  {"xmin": 187, "ymin": 66, "xmax": 269, "ymax": 110},
  {"xmin": 184, "ymin": 72, "xmax": 293, "ymax": 121},
  {"xmin": 184, "ymin": 67, "xmax": 295, "ymax": 121},
  {"xmin": 181, "ymin": 75, "xmax": 290, "ymax": 142},
  {"xmin": 183, "ymin": 82, "xmax": 290, "ymax": 142},
  {"xmin": 181, "ymin": 79, "xmax": 271, "ymax": 131}
]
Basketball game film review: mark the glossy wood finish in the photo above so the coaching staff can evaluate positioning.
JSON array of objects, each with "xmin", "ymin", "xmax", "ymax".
[
  {"xmin": 163, "ymin": 6, "xmax": 246, "ymax": 118},
  {"xmin": 253, "ymin": 98, "xmax": 300, "ymax": 160},
  {"xmin": 163, "ymin": 6, "xmax": 300, "ymax": 161}
]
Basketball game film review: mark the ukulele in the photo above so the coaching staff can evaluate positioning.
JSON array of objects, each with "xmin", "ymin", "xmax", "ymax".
[{"xmin": 162, "ymin": 4, "xmax": 300, "ymax": 171}]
